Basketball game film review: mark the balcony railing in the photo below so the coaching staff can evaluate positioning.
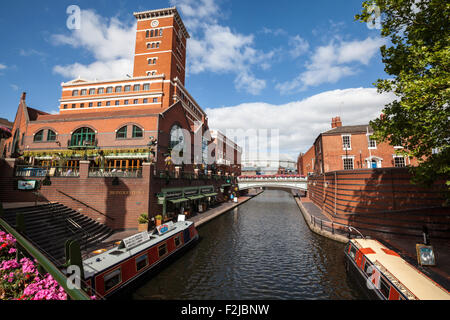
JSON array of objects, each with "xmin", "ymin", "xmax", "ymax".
[
  {"xmin": 88, "ymin": 167, "xmax": 142, "ymax": 178},
  {"xmin": 15, "ymin": 165, "xmax": 80, "ymax": 177}
]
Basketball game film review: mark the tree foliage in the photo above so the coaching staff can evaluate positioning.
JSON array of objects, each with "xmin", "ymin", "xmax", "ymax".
[{"xmin": 356, "ymin": 0, "xmax": 450, "ymax": 194}]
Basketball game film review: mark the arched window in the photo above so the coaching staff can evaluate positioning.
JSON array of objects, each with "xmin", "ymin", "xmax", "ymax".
[
  {"xmin": 132, "ymin": 125, "xmax": 143, "ymax": 138},
  {"xmin": 34, "ymin": 130, "xmax": 44, "ymax": 142},
  {"xmin": 70, "ymin": 127, "xmax": 96, "ymax": 147},
  {"xmin": 116, "ymin": 126, "xmax": 127, "ymax": 139},
  {"xmin": 47, "ymin": 130, "xmax": 57, "ymax": 141},
  {"xmin": 169, "ymin": 125, "xmax": 184, "ymax": 149}
]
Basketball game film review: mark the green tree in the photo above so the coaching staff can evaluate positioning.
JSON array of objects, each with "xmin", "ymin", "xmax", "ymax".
[{"xmin": 356, "ymin": 0, "xmax": 450, "ymax": 195}]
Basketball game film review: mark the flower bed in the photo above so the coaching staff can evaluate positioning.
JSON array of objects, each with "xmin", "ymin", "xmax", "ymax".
[{"xmin": 0, "ymin": 230, "xmax": 67, "ymax": 300}]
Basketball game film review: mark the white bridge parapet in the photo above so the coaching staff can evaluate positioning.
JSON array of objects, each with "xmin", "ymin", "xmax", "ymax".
[{"xmin": 238, "ymin": 174, "xmax": 308, "ymax": 191}]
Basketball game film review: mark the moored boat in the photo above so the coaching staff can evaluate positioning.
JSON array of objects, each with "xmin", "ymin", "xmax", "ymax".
[
  {"xmin": 79, "ymin": 220, "xmax": 198, "ymax": 298},
  {"xmin": 344, "ymin": 238, "xmax": 450, "ymax": 300}
]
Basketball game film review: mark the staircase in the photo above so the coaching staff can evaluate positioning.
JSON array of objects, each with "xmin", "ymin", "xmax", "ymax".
[{"xmin": 2, "ymin": 203, "xmax": 113, "ymax": 265}]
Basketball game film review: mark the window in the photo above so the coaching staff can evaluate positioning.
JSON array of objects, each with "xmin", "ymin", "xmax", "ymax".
[
  {"xmin": 47, "ymin": 130, "xmax": 56, "ymax": 141},
  {"xmin": 71, "ymin": 104, "xmax": 76, "ymax": 109},
  {"xmin": 124, "ymin": 85, "xmax": 131, "ymax": 92},
  {"xmin": 158, "ymin": 243, "xmax": 168, "ymax": 257},
  {"xmin": 115, "ymin": 100, "xmax": 120, "ymax": 106},
  {"xmin": 170, "ymin": 125, "xmax": 184, "ymax": 149},
  {"xmin": 156, "ymin": 42, "xmax": 160, "ymax": 48},
  {"xmin": 104, "ymin": 268, "xmax": 121, "ymax": 292},
  {"xmin": 394, "ymin": 156, "xmax": 406, "ymax": 168},
  {"xmin": 368, "ymin": 136, "xmax": 377, "ymax": 149},
  {"xmin": 97, "ymin": 102, "xmax": 102, "ymax": 107},
  {"xmin": 70, "ymin": 127, "xmax": 96, "ymax": 147},
  {"xmin": 89, "ymin": 102, "xmax": 93, "ymax": 108},
  {"xmin": 80, "ymin": 89, "xmax": 87, "ymax": 96},
  {"xmin": 33, "ymin": 130, "xmax": 44, "ymax": 142},
  {"xmin": 124, "ymin": 100, "xmax": 129, "ymax": 105},
  {"xmin": 115, "ymin": 86, "xmax": 122, "ymax": 93},
  {"xmin": 80, "ymin": 103, "xmax": 84, "ymax": 108},
  {"xmin": 153, "ymin": 98, "xmax": 158, "ymax": 103},
  {"xmin": 174, "ymin": 236, "xmax": 181, "ymax": 248},
  {"xmin": 132, "ymin": 125, "xmax": 143, "ymax": 138},
  {"xmin": 143, "ymin": 98, "xmax": 148, "ymax": 104},
  {"xmin": 342, "ymin": 135, "xmax": 351, "ymax": 149},
  {"xmin": 133, "ymin": 84, "xmax": 140, "ymax": 91},
  {"xmin": 133, "ymin": 99, "xmax": 138, "ymax": 104},
  {"xmin": 89, "ymin": 88, "xmax": 96, "ymax": 95},
  {"xmin": 136, "ymin": 255, "xmax": 148, "ymax": 272},
  {"xmin": 379, "ymin": 277, "xmax": 391, "ymax": 299},
  {"xmin": 343, "ymin": 157, "xmax": 354, "ymax": 170},
  {"xmin": 159, "ymin": 29, "xmax": 163, "ymax": 36},
  {"xmin": 116, "ymin": 126, "xmax": 127, "ymax": 139},
  {"xmin": 98, "ymin": 88, "xmax": 104, "ymax": 94},
  {"xmin": 150, "ymin": 30, "xmax": 154, "ymax": 37},
  {"xmin": 63, "ymin": 104, "xmax": 67, "ymax": 109},
  {"xmin": 72, "ymin": 90, "xmax": 79, "ymax": 96},
  {"xmin": 146, "ymin": 30, "xmax": 149, "ymax": 38},
  {"xmin": 106, "ymin": 101, "xmax": 111, "ymax": 106},
  {"xmin": 349, "ymin": 245, "xmax": 357, "ymax": 260},
  {"xmin": 143, "ymin": 83, "xmax": 150, "ymax": 91},
  {"xmin": 106, "ymin": 87, "xmax": 113, "ymax": 93}
]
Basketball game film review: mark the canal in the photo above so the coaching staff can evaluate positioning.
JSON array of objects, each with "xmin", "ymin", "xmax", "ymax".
[{"xmin": 132, "ymin": 190, "xmax": 365, "ymax": 300}]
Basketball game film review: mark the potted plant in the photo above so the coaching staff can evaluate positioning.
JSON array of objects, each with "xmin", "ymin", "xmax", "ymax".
[
  {"xmin": 138, "ymin": 213, "xmax": 149, "ymax": 232},
  {"xmin": 155, "ymin": 214, "xmax": 163, "ymax": 227}
]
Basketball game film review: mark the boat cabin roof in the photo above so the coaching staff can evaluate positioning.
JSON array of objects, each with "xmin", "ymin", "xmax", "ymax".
[
  {"xmin": 82, "ymin": 221, "xmax": 193, "ymax": 279},
  {"xmin": 350, "ymin": 239, "xmax": 450, "ymax": 300}
]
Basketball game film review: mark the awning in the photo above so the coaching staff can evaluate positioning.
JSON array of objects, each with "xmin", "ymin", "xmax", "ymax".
[
  {"xmin": 0, "ymin": 126, "xmax": 12, "ymax": 138},
  {"xmin": 187, "ymin": 195, "xmax": 205, "ymax": 201},
  {"xmin": 168, "ymin": 198, "xmax": 189, "ymax": 204},
  {"xmin": 203, "ymin": 192, "xmax": 218, "ymax": 197}
]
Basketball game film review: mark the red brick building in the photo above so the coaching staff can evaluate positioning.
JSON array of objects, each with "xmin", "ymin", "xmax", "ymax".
[
  {"xmin": 297, "ymin": 116, "xmax": 419, "ymax": 175},
  {"xmin": 1, "ymin": 7, "xmax": 241, "ymax": 230}
]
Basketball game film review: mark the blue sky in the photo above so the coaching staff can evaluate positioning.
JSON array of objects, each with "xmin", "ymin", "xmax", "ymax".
[{"xmin": 0, "ymin": 0, "xmax": 394, "ymax": 158}]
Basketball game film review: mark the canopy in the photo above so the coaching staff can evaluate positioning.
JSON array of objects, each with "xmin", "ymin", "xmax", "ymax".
[
  {"xmin": 203, "ymin": 192, "xmax": 218, "ymax": 197},
  {"xmin": 168, "ymin": 198, "xmax": 189, "ymax": 204},
  {"xmin": 187, "ymin": 195, "xmax": 205, "ymax": 201}
]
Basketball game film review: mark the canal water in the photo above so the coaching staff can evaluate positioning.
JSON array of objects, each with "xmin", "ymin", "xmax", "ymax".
[{"xmin": 132, "ymin": 190, "xmax": 365, "ymax": 300}]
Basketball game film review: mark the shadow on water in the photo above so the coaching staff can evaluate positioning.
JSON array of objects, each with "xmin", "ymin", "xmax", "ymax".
[{"xmin": 130, "ymin": 190, "xmax": 366, "ymax": 300}]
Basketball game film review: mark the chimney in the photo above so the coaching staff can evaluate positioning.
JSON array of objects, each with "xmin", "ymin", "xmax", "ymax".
[
  {"xmin": 21, "ymin": 92, "xmax": 26, "ymax": 102},
  {"xmin": 331, "ymin": 117, "xmax": 337, "ymax": 128},
  {"xmin": 335, "ymin": 116, "xmax": 342, "ymax": 128}
]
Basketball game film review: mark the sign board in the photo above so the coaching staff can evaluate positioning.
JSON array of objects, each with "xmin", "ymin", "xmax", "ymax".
[
  {"xmin": 18, "ymin": 180, "xmax": 37, "ymax": 191},
  {"xmin": 122, "ymin": 232, "xmax": 150, "ymax": 250},
  {"xmin": 157, "ymin": 221, "xmax": 174, "ymax": 235},
  {"xmin": 177, "ymin": 215, "xmax": 185, "ymax": 222}
]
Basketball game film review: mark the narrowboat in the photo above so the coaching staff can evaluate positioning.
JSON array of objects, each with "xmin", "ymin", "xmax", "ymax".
[
  {"xmin": 344, "ymin": 238, "xmax": 450, "ymax": 300},
  {"xmin": 78, "ymin": 220, "xmax": 198, "ymax": 298}
]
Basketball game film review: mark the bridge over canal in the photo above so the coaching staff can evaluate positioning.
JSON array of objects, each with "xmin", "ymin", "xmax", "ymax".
[{"xmin": 237, "ymin": 175, "xmax": 308, "ymax": 192}]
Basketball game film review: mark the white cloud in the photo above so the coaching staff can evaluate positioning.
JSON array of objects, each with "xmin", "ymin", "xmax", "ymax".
[
  {"xmin": 277, "ymin": 37, "xmax": 386, "ymax": 94},
  {"xmin": 289, "ymin": 35, "xmax": 309, "ymax": 58},
  {"xmin": 0, "ymin": 64, "xmax": 6, "ymax": 70},
  {"xmin": 52, "ymin": 9, "xmax": 136, "ymax": 80},
  {"xmin": 10, "ymin": 84, "xmax": 19, "ymax": 91},
  {"xmin": 206, "ymin": 88, "xmax": 395, "ymax": 159}
]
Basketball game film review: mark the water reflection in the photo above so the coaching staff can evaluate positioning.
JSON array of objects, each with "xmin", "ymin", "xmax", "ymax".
[{"xmin": 132, "ymin": 190, "xmax": 364, "ymax": 300}]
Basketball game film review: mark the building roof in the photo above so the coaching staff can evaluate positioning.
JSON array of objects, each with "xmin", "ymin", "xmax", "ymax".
[
  {"xmin": 133, "ymin": 7, "xmax": 190, "ymax": 39},
  {"xmin": 322, "ymin": 124, "xmax": 374, "ymax": 136}
]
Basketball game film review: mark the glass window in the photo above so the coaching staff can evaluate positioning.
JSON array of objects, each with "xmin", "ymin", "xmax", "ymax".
[
  {"xmin": 89, "ymin": 88, "xmax": 96, "ymax": 95},
  {"xmin": 98, "ymin": 88, "xmax": 104, "ymax": 94},
  {"xmin": 170, "ymin": 125, "xmax": 184, "ymax": 149},
  {"xmin": 72, "ymin": 90, "xmax": 79, "ymax": 96},
  {"xmin": 349, "ymin": 245, "xmax": 357, "ymax": 260},
  {"xmin": 143, "ymin": 98, "xmax": 148, "ymax": 104},
  {"xmin": 379, "ymin": 277, "xmax": 391, "ymax": 299},
  {"xmin": 150, "ymin": 30, "xmax": 154, "ymax": 37},
  {"xmin": 89, "ymin": 102, "xmax": 93, "ymax": 108},
  {"xmin": 124, "ymin": 85, "xmax": 131, "ymax": 92},
  {"xmin": 159, "ymin": 29, "xmax": 163, "ymax": 36},
  {"xmin": 80, "ymin": 103, "xmax": 84, "ymax": 108},
  {"xmin": 146, "ymin": 30, "xmax": 149, "ymax": 38},
  {"xmin": 394, "ymin": 156, "xmax": 406, "ymax": 167},
  {"xmin": 153, "ymin": 98, "xmax": 158, "ymax": 103},
  {"xmin": 33, "ymin": 130, "xmax": 44, "ymax": 142},
  {"xmin": 115, "ymin": 86, "xmax": 122, "ymax": 93},
  {"xmin": 143, "ymin": 83, "xmax": 150, "ymax": 91},
  {"xmin": 158, "ymin": 243, "xmax": 167, "ymax": 257},
  {"xmin": 116, "ymin": 126, "xmax": 127, "ymax": 139},
  {"xmin": 47, "ymin": 130, "xmax": 56, "ymax": 141},
  {"xmin": 156, "ymin": 42, "xmax": 160, "ymax": 48},
  {"xmin": 71, "ymin": 104, "xmax": 76, "ymax": 109},
  {"xmin": 63, "ymin": 104, "xmax": 67, "ymax": 109},
  {"xmin": 124, "ymin": 100, "xmax": 129, "ymax": 105},
  {"xmin": 106, "ymin": 87, "xmax": 113, "ymax": 93},
  {"xmin": 132, "ymin": 125, "xmax": 143, "ymax": 138},
  {"xmin": 174, "ymin": 236, "xmax": 181, "ymax": 247},
  {"xmin": 106, "ymin": 101, "xmax": 111, "ymax": 106},
  {"xmin": 136, "ymin": 255, "xmax": 148, "ymax": 272},
  {"xmin": 80, "ymin": 89, "xmax": 87, "ymax": 96},
  {"xmin": 133, "ymin": 84, "xmax": 140, "ymax": 91},
  {"xmin": 133, "ymin": 99, "xmax": 138, "ymax": 104},
  {"xmin": 342, "ymin": 135, "xmax": 351, "ymax": 149},
  {"xmin": 343, "ymin": 158, "xmax": 354, "ymax": 170},
  {"xmin": 97, "ymin": 102, "xmax": 102, "ymax": 107},
  {"xmin": 115, "ymin": 100, "xmax": 120, "ymax": 106},
  {"xmin": 70, "ymin": 127, "xmax": 96, "ymax": 147},
  {"xmin": 368, "ymin": 137, "xmax": 377, "ymax": 149},
  {"xmin": 104, "ymin": 268, "xmax": 121, "ymax": 292}
]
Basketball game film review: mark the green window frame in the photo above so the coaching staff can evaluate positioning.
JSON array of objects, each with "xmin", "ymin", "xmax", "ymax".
[
  {"xmin": 132, "ymin": 125, "xmax": 143, "ymax": 138},
  {"xmin": 70, "ymin": 127, "xmax": 96, "ymax": 147},
  {"xmin": 47, "ymin": 130, "xmax": 56, "ymax": 141},
  {"xmin": 116, "ymin": 126, "xmax": 127, "ymax": 139},
  {"xmin": 33, "ymin": 130, "xmax": 44, "ymax": 142}
]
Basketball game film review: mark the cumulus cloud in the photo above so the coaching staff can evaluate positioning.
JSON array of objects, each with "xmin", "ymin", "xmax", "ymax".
[
  {"xmin": 51, "ymin": 9, "xmax": 136, "ymax": 80},
  {"xmin": 289, "ymin": 35, "xmax": 310, "ymax": 58},
  {"xmin": 206, "ymin": 88, "xmax": 395, "ymax": 159},
  {"xmin": 277, "ymin": 37, "xmax": 386, "ymax": 94},
  {"xmin": 172, "ymin": 0, "xmax": 273, "ymax": 95},
  {"xmin": 0, "ymin": 64, "xmax": 6, "ymax": 70}
]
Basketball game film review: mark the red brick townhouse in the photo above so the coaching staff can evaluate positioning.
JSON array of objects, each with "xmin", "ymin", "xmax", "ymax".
[{"xmin": 297, "ymin": 116, "xmax": 419, "ymax": 175}]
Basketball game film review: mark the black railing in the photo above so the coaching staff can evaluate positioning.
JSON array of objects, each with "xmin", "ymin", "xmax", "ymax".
[
  {"xmin": 88, "ymin": 167, "xmax": 142, "ymax": 178},
  {"xmin": 15, "ymin": 165, "xmax": 79, "ymax": 177}
]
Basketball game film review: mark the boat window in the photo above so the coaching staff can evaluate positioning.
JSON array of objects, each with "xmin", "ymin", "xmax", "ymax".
[
  {"xmin": 349, "ymin": 245, "xmax": 357, "ymax": 260},
  {"xmin": 158, "ymin": 243, "xmax": 168, "ymax": 257},
  {"xmin": 104, "ymin": 268, "xmax": 121, "ymax": 292},
  {"xmin": 364, "ymin": 260, "xmax": 373, "ymax": 275},
  {"xmin": 136, "ymin": 254, "xmax": 149, "ymax": 272},
  {"xmin": 379, "ymin": 277, "xmax": 390, "ymax": 299},
  {"xmin": 174, "ymin": 236, "xmax": 181, "ymax": 248}
]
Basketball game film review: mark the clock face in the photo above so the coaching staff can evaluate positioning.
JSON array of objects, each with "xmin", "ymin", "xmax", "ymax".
[{"xmin": 151, "ymin": 20, "xmax": 159, "ymax": 28}]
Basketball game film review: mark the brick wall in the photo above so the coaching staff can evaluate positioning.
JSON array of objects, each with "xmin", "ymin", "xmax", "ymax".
[{"xmin": 307, "ymin": 168, "xmax": 449, "ymax": 239}]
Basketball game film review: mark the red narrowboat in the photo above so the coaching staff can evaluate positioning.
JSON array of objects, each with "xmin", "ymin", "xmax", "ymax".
[
  {"xmin": 344, "ymin": 238, "xmax": 450, "ymax": 300},
  {"xmin": 79, "ymin": 220, "xmax": 198, "ymax": 298}
]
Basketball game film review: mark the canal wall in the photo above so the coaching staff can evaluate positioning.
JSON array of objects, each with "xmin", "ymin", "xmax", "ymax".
[{"xmin": 306, "ymin": 168, "xmax": 450, "ymax": 240}]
